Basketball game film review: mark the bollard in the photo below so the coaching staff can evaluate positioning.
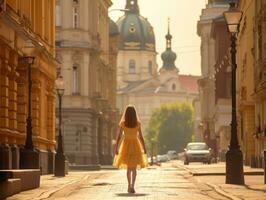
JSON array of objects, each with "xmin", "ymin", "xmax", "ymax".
[{"xmin": 264, "ymin": 150, "xmax": 266, "ymax": 184}]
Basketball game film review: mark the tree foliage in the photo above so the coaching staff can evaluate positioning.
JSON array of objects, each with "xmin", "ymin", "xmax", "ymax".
[{"xmin": 145, "ymin": 102, "xmax": 193, "ymax": 154}]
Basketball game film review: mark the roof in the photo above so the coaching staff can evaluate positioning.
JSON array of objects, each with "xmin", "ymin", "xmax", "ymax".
[
  {"xmin": 179, "ymin": 75, "xmax": 200, "ymax": 94},
  {"xmin": 116, "ymin": 0, "xmax": 156, "ymax": 52},
  {"xmin": 118, "ymin": 80, "xmax": 147, "ymax": 93},
  {"xmin": 118, "ymin": 75, "xmax": 200, "ymax": 95}
]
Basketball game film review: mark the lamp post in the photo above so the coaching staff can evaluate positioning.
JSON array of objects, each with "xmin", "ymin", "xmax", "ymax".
[
  {"xmin": 223, "ymin": 1, "xmax": 244, "ymax": 185},
  {"xmin": 20, "ymin": 56, "xmax": 40, "ymax": 169},
  {"xmin": 54, "ymin": 75, "xmax": 65, "ymax": 177}
]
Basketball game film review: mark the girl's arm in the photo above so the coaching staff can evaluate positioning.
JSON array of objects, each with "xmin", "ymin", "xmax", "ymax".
[
  {"xmin": 138, "ymin": 126, "xmax": 147, "ymax": 154},
  {"xmin": 114, "ymin": 126, "xmax": 123, "ymax": 155}
]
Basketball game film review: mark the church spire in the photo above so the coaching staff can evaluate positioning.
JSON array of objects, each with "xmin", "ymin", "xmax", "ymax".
[
  {"xmin": 125, "ymin": 0, "xmax": 140, "ymax": 14},
  {"xmin": 165, "ymin": 18, "xmax": 172, "ymax": 50},
  {"xmin": 161, "ymin": 18, "xmax": 178, "ymax": 72}
]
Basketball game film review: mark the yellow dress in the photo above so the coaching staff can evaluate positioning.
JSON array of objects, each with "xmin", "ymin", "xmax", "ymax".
[{"xmin": 113, "ymin": 122, "xmax": 148, "ymax": 169}]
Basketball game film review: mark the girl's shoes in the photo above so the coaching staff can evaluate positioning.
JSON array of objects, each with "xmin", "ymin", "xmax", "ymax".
[
  {"xmin": 131, "ymin": 188, "xmax": 136, "ymax": 193},
  {"xmin": 127, "ymin": 187, "xmax": 136, "ymax": 194},
  {"xmin": 127, "ymin": 186, "xmax": 131, "ymax": 193}
]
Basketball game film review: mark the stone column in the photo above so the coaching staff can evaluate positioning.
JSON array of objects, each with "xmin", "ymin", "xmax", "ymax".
[
  {"xmin": 47, "ymin": 83, "xmax": 55, "ymax": 173},
  {"xmin": 91, "ymin": 111, "xmax": 99, "ymax": 165},
  {"xmin": 8, "ymin": 52, "xmax": 19, "ymax": 131},
  {"xmin": 97, "ymin": 115, "xmax": 103, "ymax": 165},
  {"xmin": 46, "ymin": 82, "xmax": 55, "ymax": 142},
  {"xmin": 0, "ymin": 143, "xmax": 11, "ymax": 169},
  {"xmin": 32, "ymin": 76, "xmax": 41, "ymax": 137},
  {"xmin": 0, "ymin": 45, "xmax": 10, "ymax": 129},
  {"xmin": 16, "ymin": 62, "xmax": 27, "ymax": 134},
  {"xmin": 106, "ymin": 121, "xmax": 113, "ymax": 165},
  {"xmin": 0, "ymin": 44, "xmax": 12, "ymax": 169}
]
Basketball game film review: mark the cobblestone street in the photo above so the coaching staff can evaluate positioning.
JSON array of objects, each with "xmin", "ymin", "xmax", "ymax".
[{"xmin": 7, "ymin": 161, "xmax": 265, "ymax": 200}]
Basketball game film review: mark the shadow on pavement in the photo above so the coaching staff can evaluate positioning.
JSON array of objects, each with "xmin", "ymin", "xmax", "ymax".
[{"xmin": 115, "ymin": 193, "xmax": 149, "ymax": 197}]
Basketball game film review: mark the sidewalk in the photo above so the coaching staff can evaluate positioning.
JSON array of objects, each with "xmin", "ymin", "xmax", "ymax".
[
  {"xmin": 175, "ymin": 161, "xmax": 264, "ymax": 176},
  {"xmin": 172, "ymin": 160, "xmax": 266, "ymax": 200},
  {"xmin": 6, "ymin": 164, "xmax": 231, "ymax": 200}
]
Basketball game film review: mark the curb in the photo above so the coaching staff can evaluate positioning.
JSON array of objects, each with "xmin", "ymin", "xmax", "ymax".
[
  {"xmin": 100, "ymin": 165, "xmax": 118, "ymax": 170},
  {"xmin": 69, "ymin": 165, "xmax": 101, "ymax": 171},
  {"xmin": 192, "ymin": 171, "xmax": 263, "ymax": 176},
  {"xmin": 206, "ymin": 183, "xmax": 242, "ymax": 200}
]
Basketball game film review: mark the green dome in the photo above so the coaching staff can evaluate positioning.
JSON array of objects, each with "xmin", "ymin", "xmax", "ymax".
[
  {"xmin": 161, "ymin": 49, "xmax": 177, "ymax": 69},
  {"xmin": 116, "ymin": 0, "xmax": 156, "ymax": 52},
  {"xmin": 161, "ymin": 21, "xmax": 178, "ymax": 71}
]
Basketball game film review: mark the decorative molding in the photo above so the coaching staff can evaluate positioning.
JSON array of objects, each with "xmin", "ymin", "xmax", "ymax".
[{"xmin": 0, "ymin": 0, "xmax": 5, "ymax": 13}]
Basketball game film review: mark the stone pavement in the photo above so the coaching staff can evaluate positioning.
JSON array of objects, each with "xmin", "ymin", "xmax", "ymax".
[
  {"xmin": 5, "ymin": 161, "xmax": 266, "ymax": 200},
  {"xmin": 171, "ymin": 160, "xmax": 266, "ymax": 200},
  {"xmin": 7, "ymin": 162, "xmax": 233, "ymax": 200}
]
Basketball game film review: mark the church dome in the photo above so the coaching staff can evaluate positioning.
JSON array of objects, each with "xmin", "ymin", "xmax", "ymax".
[
  {"xmin": 116, "ymin": 0, "xmax": 156, "ymax": 52},
  {"xmin": 161, "ymin": 49, "xmax": 177, "ymax": 69}
]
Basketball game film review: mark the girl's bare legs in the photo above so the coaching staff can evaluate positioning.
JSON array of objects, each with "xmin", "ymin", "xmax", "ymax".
[
  {"xmin": 131, "ymin": 168, "xmax": 137, "ymax": 193},
  {"xmin": 127, "ymin": 168, "xmax": 132, "ymax": 192}
]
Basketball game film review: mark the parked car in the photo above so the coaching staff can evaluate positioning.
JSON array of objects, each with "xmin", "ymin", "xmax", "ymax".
[
  {"xmin": 184, "ymin": 142, "xmax": 212, "ymax": 165},
  {"xmin": 157, "ymin": 154, "xmax": 170, "ymax": 162},
  {"xmin": 167, "ymin": 150, "xmax": 178, "ymax": 160},
  {"xmin": 148, "ymin": 156, "xmax": 158, "ymax": 164}
]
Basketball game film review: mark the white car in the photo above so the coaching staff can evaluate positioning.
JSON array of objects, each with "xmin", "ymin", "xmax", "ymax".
[
  {"xmin": 157, "ymin": 154, "xmax": 170, "ymax": 162},
  {"xmin": 167, "ymin": 150, "xmax": 178, "ymax": 160},
  {"xmin": 184, "ymin": 142, "xmax": 212, "ymax": 165}
]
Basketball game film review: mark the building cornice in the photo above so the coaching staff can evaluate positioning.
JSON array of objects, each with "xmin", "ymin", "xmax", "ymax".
[{"xmin": 1, "ymin": 7, "xmax": 58, "ymax": 65}]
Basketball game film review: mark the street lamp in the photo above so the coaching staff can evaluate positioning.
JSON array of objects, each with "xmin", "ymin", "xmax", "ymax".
[
  {"xmin": 20, "ymin": 56, "xmax": 40, "ymax": 169},
  {"xmin": 223, "ymin": 1, "xmax": 244, "ymax": 185},
  {"xmin": 54, "ymin": 75, "xmax": 66, "ymax": 177}
]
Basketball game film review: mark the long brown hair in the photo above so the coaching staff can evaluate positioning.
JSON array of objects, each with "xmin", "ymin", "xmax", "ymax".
[{"xmin": 124, "ymin": 105, "xmax": 138, "ymax": 128}]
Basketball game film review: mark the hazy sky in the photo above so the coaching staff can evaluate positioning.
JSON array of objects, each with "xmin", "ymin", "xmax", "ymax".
[{"xmin": 109, "ymin": 0, "xmax": 207, "ymax": 76}]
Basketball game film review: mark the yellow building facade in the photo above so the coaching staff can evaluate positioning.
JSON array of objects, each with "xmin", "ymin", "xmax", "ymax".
[
  {"xmin": 237, "ymin": 0, "xmax": 266, "ymax": 168},
  {"xmin": 252, "ymin": 0, "xmax": 266, "ymax": 167},
  {"xmin": 237, "ymin": 0, "xmax": 256, "ymax": 166},
  {"xmin": 0, "ymin": 0, "xmax": 57, "ymax": 174}
]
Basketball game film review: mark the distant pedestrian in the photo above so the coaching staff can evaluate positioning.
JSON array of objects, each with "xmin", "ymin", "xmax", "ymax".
[{"xmin": 113, "ymin": 105, "xmax": 148, "ymax": 193}]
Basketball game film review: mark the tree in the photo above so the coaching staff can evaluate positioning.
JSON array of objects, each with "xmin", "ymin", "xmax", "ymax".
[{"xmin": 145, "ymin": 102, "xmax": 193, "ymax": 154}]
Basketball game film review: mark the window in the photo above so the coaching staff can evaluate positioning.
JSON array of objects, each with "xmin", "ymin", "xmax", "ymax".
[
  {"xmin": 73, "ymin": 7, "xmax": 79, "ymax": 29},
  {"xmin": 172, "ymin": 83, "xmax": 176, "ymax": 91},
  {"xmin": 129, "ymin": 60, "xmax": 136, "ymax": 74},
  {"xmin": 73, "ymin": 65, "xmax": 79, "ymax": 94},
  {"xmin": 55, "ymin": 4, "xmax": 61, "ymax": 27},
  {"xmin": 148, "ymin": 61, "xmax": 152, "ymax": 74}
]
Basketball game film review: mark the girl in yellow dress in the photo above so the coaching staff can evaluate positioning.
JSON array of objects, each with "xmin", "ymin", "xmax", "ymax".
[{"xmin": 113, "ymin": 105, "xmax": 148, "ymax": 193}]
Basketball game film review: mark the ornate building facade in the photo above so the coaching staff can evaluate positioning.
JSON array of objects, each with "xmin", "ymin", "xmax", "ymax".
[
  {"xmin": 0, "ymin": 0, "xmax": 57, "ymax": 174},
  {"xmin": 237, "ymin": 0, "xmax": 266, "ymax": 168},
  {"xmin": 116, "ymin": 0, "xmax": 199, "ymax": 132},
  {"xmin": 211, "ymin": 15, "xmax": 231, "ymax": 161},
  {"xmin": 197, "ymin": 0, "xmax": 229, "ymax": 158},
  {"xmin": 236, "ymin": 0, "xmax": 256, "ymax": 167},
  {"xmin": 253, "ymin": 0, "xmax": 266, "ymax": 168},
  {"xmin": 55, "ymin": 0, "xmax": 119, "ymax": 166}
]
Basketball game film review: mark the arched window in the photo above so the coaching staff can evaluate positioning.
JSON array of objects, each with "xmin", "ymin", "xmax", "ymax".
[
  {"xmin": 129, "ymin": 59, "xmax": 136, "ymax": 74},
  {"xmin": 148, "ymin": 60, "xmax": 153, "ymax": 75},
  {"xmin": 73, "ymin": 64, "xmax": 80, "ymax": 95},
  {"xmin": 172, "ymin": 83, "xmax": 176, "ymax": 91},
  {"xmin": 73, "ymin": 7, "xmax": 79, "ymax": 29}
]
